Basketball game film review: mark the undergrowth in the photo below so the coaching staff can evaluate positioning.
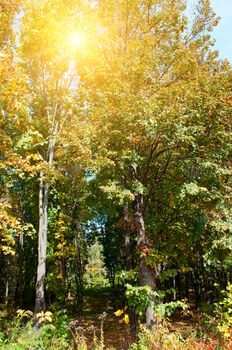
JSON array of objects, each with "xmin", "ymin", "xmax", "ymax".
[{"xmin": 0, "ymin": 306, "xmax": 231, "ymax": 350}]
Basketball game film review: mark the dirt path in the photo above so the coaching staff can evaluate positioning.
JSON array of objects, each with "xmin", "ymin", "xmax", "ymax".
[{"xmin": 71, "ymin": 289, "xmax": 131, "ymax": 349}]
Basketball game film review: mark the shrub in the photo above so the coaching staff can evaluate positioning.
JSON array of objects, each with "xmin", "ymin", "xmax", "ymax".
[
  {"xmin": 0, "ymin": 309, "xmax": 71, "ymax": 350},
  {"xmin": 129, "ymin": 323, "xmax": 185, "ymax": 350},
  {"xmin": 214, "ymin": 283, "xmax": 232, "ymax": 339}
]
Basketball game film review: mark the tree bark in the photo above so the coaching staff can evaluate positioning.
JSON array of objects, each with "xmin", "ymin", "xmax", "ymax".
[
  {"xmin": 34, "ymin": 111, "xmax": 58, "ymax": 314},
  {"xmin": 15, "ymin": 232, "xmax": 24, "ymax": 307},
  {"xmin": 4, "ymin": 256, "xmax": 10, "ymax": 306},
  {"xmin": 34, "ymin": 171, "xmax": 48, "ymax": 313},
  {"xmin": 123, "ymin": 204, "xmax": 137, "ymax": 341},
  {"xmin": 131, "ymin": 165, "xmax": 156, "ymax": 328}
]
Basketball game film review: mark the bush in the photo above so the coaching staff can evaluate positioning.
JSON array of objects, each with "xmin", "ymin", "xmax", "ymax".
[
  {"xmin": 0, "ymin": 309, "xmax": 71, "ymax": 350},
  {"xmin": 129, "ymin": 323, "xmax": 185, "ymax": 350},
  {"xmin": 214, "ymin": 283, "xmax": 232, "ymax": 339}
]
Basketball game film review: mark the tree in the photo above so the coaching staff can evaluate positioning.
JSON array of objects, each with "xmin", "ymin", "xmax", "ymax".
[
  {"xmin": 19, "ymin": 0, "xmax": 90, "ymax": 313},
  {"xmin": 0, "ymin": 0, "xmax": 37, "ymax": 305},
  {"xmin": 0, "ymin": 0, "xmax": 231, "ymax": 337},
  {"xmin": 84, "ymin": 240, "xmax": 109, "ymax": 289},
  {"xmin": 72, "ymin": 0, "xmax": 231, "ymax": 326}
]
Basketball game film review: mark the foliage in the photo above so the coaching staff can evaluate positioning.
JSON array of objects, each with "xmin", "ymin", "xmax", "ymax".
[
  {"xmin": 116, "ymin": 269, "xmax": 138, "ymax": 284},
  {"xmin": 126, "ymin": 283, "xmax": 189, "ymax": 319},
  {"xmin": 0, "ymin": 301, "xmax": 229, "ymax": 350},
  {"xmin": 214, "ymin": 283, "xmax": 232, "ymax": 339},
  {"xmin": 0, "ymin": 202, "xmax": 36, "ymax": 255},
  {"xmin": 0, "ymin": 310, "xmax": 71, "ymax": 350},
  {"xmin": 126, "ymin": 284, "xmax": 155, "ymax": 318},
  {"xmin": 0, "ymin": 0, "xmax": 231, "ymax": 348},
  {"xmin": 129, "ymin": 322, "xmax": 225, "ymax": 350},
  {"xmin": 155, "ymin": 300, "xmax": 189, "ymax": 318},
  {"xmin": 16, "ymin": 309, "xmax": 33, "ymax": 319},
  {"xmin": 83, "ymin": 240, "xmax": 109, "ymax": 289},
  {"xmin": 129, "ymin": 323, "xmax": 185, "ymax": 350},
  {"xmin": 114, "ymin": 307, "xmax": 130, "ymax": 324},
  {"xmin": 36, "ymin": 311, "xmax": 53, "ymax": 324}
]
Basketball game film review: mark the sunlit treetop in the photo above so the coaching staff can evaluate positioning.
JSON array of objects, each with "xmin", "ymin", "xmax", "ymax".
[{"xmin": 68, "ymin": 32, "xmax": 85, "ymax": 49}]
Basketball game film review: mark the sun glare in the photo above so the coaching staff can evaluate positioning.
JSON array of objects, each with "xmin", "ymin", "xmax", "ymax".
[{"xmin": 68, "ymin": 32, "xmax": 85, "ymax": 49}]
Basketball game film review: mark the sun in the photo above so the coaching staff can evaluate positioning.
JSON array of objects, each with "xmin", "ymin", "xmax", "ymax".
[{"xmin": 68, "ymin": 32, "xmax": 85, "ymax": 49}]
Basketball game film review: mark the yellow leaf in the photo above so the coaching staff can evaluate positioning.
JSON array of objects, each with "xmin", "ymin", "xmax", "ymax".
[
  {"xmin": 114, "ymin": 309, "xmax": 124, "ymax": 317},
  {"xmin": 123, "ymin": 314, "xmax": 129, "ymax": 324}
]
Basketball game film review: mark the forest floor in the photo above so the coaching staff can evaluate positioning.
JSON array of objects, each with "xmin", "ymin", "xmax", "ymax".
[
  {"xmin": 70, "ymin": 288, "xmax": 226, "ymax": 350},
  {"xmin": 73, "ymin": 289, "xmax": 130, "ymax": 349},
  {"xmin": 0, "ymin": 288, "xmax": 230, "ymax": 350}
]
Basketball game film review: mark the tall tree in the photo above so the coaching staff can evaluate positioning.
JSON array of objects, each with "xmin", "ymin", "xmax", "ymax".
[
  {"xmin": 72, "ymin": 0, "xmax": 231, "ymax": 326},
  {"xmin": 19, "ymin": 0, "xmax": 88, "ymax": 313}
]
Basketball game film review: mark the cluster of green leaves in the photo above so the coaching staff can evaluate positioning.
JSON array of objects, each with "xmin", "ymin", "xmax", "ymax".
[{"xmin": 126, "ymin": 284, "xmax": 156, "ymax": 318}]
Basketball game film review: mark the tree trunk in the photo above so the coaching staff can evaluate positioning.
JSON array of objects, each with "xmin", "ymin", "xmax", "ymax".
[
  {"xmin": 4, "ymin": 256, "xmax": 10, "ymax": 306},
  {"xmin": 34, "ymin": 115, "xmax": 57, "ymax": 314},
  {"xmin": 71, "ymin": 202, "xmax": 84, "ymax": 315},
  {"xmin": 135, "ymin": 193, "xmax": 156, "ymax": 328},
  {"xmin": 131, "ymin": 165, "xmax": 156, "ymax": 328},
  {"xmin": 123, "ymin": 204, "xmax": 137, "ymax": 341},
  {"xmin": 34, "ymin": 172, "xmax": 49, "ymax": 313},
  {"xmin": 15, "ymin": 232, "xmax": 24, "ymax": 307},
  {"xmin": 5, "ymin": 281, "xmax": 9, "ymax": 306},
  {"xmin": 74, "ymin": 234, "xmax": 84, "ymax": 316}
]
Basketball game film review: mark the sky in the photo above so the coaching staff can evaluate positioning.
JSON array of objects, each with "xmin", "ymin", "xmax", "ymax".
[
  {"xmin": 211, "ymin": 0, "xmax": 232, "ymax": 62},
  {"xmin": 188, "ymin": 0, "xmax": 232, "ymax": 62}
]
